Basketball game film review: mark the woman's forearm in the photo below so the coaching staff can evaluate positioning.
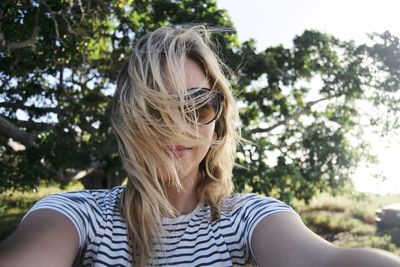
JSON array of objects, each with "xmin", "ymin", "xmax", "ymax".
[{"xmin": 335, "ymin": 247, "xmax": 400, "ymax": 267}]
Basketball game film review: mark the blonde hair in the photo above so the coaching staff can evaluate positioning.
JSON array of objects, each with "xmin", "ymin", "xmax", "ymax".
[{"xmin": 110, "ymin": 25, "xmax": 241, "ymax": 266}]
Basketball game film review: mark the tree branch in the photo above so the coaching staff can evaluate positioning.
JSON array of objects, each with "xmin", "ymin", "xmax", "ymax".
[
  {"xmin": 0, "ymin": 134, "xmax": 23, "ymax": 154},
  {"xmin": 0, "ymin": 115, "xmax": 37, "ymax": 147},
  {"xmin": 0, "ymin": 134, "xmax": 9, "ymax": 147},
  {"xmin": 61, "ymin": 14, "xmax": 78, "ymax": 35},
  {"xmin": 0, "ymin": 1, "xmax": 41, "ymax": 51},
  {"xmin": 251, "ymin": 96, "xmax": 334, "ymax": 134},
  {"xmin": 8, "ymin": 118, "xmax": 55, "ymax": 132},
  {"xmin": 1, "ymin": 26, "xmax": 40, "ymax": 51},
  {"xmin": 42, "ymin": 0, "xmax": 66, "ymax": 47},
  {"xmin": 69, "ymin": 76, "xmax": 112, "ymax": 104}
]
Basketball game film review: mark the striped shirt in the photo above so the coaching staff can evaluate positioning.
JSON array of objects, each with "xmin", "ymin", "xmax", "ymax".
[{"xmin": 23, "ymin": 186, "xmax": 297, "ymax": 266}]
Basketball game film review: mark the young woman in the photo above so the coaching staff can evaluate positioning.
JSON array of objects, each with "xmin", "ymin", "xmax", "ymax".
[{"xmin": 1, "ymin": 25, "xmax": 400, "ymax": 267}]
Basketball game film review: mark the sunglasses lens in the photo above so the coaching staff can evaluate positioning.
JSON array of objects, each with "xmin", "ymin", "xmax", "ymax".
[
  {"xmin": 185, "ymin": 89, "xmax": 222, "ymax": 124},
  {"xmin": 196, "ymin": 99, "xmax": 217, "ymax": 124}
]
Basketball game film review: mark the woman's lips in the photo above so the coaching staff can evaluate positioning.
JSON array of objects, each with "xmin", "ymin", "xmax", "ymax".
[{"xmin": 170, "ymin": 145, "xmax": 191, "ymax": 158}]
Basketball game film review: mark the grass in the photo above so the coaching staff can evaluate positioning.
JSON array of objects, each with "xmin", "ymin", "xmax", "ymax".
[
  {"xmin": 1, "ymin": 183, "xmax": 400, "ymax": 257},
  {"xmin": 293, "ymin": 191, "xmax": 400, "ymax": 255}
]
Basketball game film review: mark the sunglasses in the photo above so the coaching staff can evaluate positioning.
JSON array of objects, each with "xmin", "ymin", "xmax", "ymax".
[{"xmin": 179, "ymin": 87, "xmax": 224, "ymax": 125}]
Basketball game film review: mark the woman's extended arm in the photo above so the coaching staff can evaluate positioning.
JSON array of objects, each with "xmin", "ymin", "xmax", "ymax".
[
  {"xmin": 252, "ymin": 212, "xmax": 400, "ymax": 267},
  {"xmin": 0, "ymin": 209, "xmax": 79, "ymax": 267}
]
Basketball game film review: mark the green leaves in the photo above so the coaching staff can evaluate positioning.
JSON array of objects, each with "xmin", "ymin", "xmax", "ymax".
[
  {"xmin": 1, "ymin": 1, "xmax": 399, "ymax": 203},
  {"xmin": 233, "ymin": 29, "xmax": 399, "ymax": 202}
]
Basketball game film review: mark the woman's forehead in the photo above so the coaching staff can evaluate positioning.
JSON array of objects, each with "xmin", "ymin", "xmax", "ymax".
[{"xmin": 164, "ymin": 58, "xmax": 210, "ymax": 92}]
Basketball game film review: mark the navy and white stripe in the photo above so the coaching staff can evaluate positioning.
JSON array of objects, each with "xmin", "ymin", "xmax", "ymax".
[{"xmin": 23, "ymin": 186, "xmax": 297, "ymax": 266}]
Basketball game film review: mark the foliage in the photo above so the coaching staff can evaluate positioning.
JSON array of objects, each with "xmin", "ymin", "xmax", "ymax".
[
  {"xmin": 233, "ymin": 30, "xmax": 400, "ymax": 202},
  {"xmin": 0, "ymin": 0, "xmax": 237, "ymax": 191},
  {"xmin": 294, "ymin": 191, "xmax": 400, "ymax": 255},
  {"xmin": 0, "ymin": 1, "xmax": 399, "ymax": 204}
]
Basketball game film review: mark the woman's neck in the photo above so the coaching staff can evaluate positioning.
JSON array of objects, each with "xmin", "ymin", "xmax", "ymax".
[{"xmin": 166, "ymin": 169, "xmax": 200, "ymax": 215}]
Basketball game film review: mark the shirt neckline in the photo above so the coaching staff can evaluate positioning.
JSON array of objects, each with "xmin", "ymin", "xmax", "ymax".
[{"xmin": 162, "ymin": 202, "xmax": 205, "ymax": 224}]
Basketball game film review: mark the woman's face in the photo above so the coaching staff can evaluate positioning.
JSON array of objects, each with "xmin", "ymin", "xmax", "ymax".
[{"xmin": 166, "ymin": 58, "xmax": 216, "ymax": 182}]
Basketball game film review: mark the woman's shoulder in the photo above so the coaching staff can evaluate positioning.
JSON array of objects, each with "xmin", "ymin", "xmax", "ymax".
[
  {"xmin": 65, "ymin": 185, "xmax": 125, "ymax": 199},
  {"xmin": 223, "ymin": 192, "xmax": 290, "ymax": 206},
  {"xmin": 29, "ymin": 185, "xmax": 125, "ymax": 211},
  {"xmin": 23, "ymin": 186, "xmax": 124, "ymax": 224},
  {"xmin": 220, "ymin": 192, "xmax": 297, "ymax": 220},
  {"xmin": 22, "ymin": 186, "xmax": 126, "ymax": 250},
  {"xmin": 70, "ymin": 185, "xmax": 125, "ymax": 206}
]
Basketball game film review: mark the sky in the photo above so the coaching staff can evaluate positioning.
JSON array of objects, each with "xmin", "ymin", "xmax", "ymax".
[
  {"xmin": 217, "ymin": 0, "xmax": 400, "ymax": 49},
  {"xmin": 217, "ymin": 0, "xmax": 400, "ymax": 194}
]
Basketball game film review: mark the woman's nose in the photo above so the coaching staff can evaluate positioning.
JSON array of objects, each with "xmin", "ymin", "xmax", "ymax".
[{"xmin": 175, "ymin": 119, "xmax": 188, "ymax": 134}]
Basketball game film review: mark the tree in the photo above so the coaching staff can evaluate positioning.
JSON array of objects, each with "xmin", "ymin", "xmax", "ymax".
[
  {"xmin": 0, "ymin": 0, "xmax": 237, "ymax": 191},
  {"xmin": 1, "ymin": 1, "xmax": 399, "ymax": 204},
  {"xmin": 233, "ymin": 31, "xmax": 400, "ymax": 202}
]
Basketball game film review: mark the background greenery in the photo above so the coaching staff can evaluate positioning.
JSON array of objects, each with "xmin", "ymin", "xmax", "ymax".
[
  {"xmin": 2, "ymin": 183, "xmax": 400, "ymax": 255},
  {"xmin": 1, "ymin": 0, "xmax": 400, "ymax": 254}
]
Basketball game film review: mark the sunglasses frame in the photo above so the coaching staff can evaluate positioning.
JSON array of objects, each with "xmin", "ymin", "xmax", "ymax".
[{"xmin": 184, "ymin": 87, "xmax": 225, "ymax": 125}]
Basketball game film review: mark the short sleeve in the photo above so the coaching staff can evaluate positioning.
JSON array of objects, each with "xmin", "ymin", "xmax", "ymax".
[
  {"xmin": 231, "ymin": 194, "xmax": 298, "ymax": 263},
  {"xmin": 21, "ymin": 191, "xmax": 99, "ymax": 249}
]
